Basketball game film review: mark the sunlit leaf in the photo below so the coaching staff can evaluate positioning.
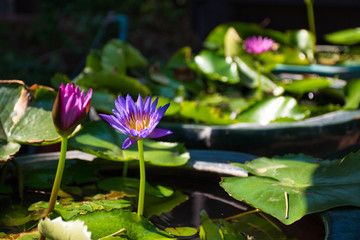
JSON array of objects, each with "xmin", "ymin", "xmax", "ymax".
[
  {"xmin": 343, "ymin": 78, "xmax": 360, "ymax": 110},
  {"xmin": 68, "ymin": 121, "xmax": 190, "ymax": 166},
  {"xmin": 74, "ymin": 209, "xmax": 174, "ymax": 239},
  {"xmin": 279, "ymin": 77, "xmax": 334, "ymax": 96},
  {"xmin": 165, "ymin": 227, "xmax": 197, "ymax": 237},
  {"xmin": 221, "ymin": 151, "xmax": 360, "ymax": 224},
  {"xmin": 179, "ymin": 100, "xmax": 236, "ymax": 125},
  {"xmin": 237, "ymin": 96, "xmax": 309, "ymax": 124},
  {"xmin": 0, "ymin": 80, "xmax": 60, "ymax": 161},
  {"xmin": 195, "ymin": 50, "xmax": 240, "ymax": 84},
  {"xmin": 325, "ymin": 28, "xmax": 360, "ymax": 45}
]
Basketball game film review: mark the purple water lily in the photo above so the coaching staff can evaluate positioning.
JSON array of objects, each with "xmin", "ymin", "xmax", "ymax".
[
  {"xmin": 52, "ymin": 83, "xmax": 92, "ymax": 136},
  {"xmin": 244, "ymin": 36, "xmax": 274, "ymax": 54},
  {"xmin": 100, "ymin": 94, "xmax": 173, "ymax": 149}
]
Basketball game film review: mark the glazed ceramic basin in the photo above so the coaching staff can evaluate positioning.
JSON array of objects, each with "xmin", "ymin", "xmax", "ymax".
[{"xmin": 159, "ymin": 110, "xmax": 360, "ymax": 158}]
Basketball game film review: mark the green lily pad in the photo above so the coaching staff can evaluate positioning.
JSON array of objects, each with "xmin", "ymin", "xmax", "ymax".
[
  {"xmin": 229, "ymin": 211, "xmax": 288, "ymax": 240},
  {"xmin": 199, "ymin": 210, "xmax": 246, "ymax": 240},
  {"xmin": 221, "ymin": 151, "xmax": 360, "ymax": 225},
  {"xmin": 97, "ymin": 177, "xmax": 174, "ymax": 198},
  {"xmin": 0, "ymin": 80, "xmax": 60, "ymax": 161},
  {"xmin": 179, "ymin": 100, "xmax": 236, "ymax": 125},
  {"xmin": 233, "ymin": 55, "xmax": 283, "ymax": 95},
  {"xmin": 74, "ymin": 209, "xmax": 175, "ymax": 239},
  {"xmin": 195, "ymin": 50, "xmax": 240, "ymax": 84},
  {"xmin": 343, "ymin": 78, "xmax": 360, "ymax": 110},
  {"xmin": 279, "ymin": 77, "xmax": 335, "ymax": 96},
  {"xmin": 325, "ymin": 28, "xmax": 360, "ymax": 45},
  {"xmin": 144, "ymin": 190, "xmax": 188, "ymax": 217},
  {"xmin": 165, "ymin": 227, "xmax": 197, "ymax": 238},
  {"xmin": 29, "ymin": 198, "xmax": 132, "ymax": 221},
  {"xmin": 68, "ymin": 120, "xmax": 190, "ymax": 166},
  {"xmin": 237, "ymin": 96, "xmax": 309, "ymax": 124}
]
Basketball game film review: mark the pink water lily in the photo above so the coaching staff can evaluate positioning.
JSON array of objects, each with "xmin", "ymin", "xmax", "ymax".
[
  {"xmin": 52, "ymin": 83, "xmax": 92, "ymax": 136},
  {"xmin": 244, "ymin": 36, "xmax": 274, "ymax": 54},
  {"xmin": 99, "ymin": 94, "xmax": 172, "ymax": 149}
]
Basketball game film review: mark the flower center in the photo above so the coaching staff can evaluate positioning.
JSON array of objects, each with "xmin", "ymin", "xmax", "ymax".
[{"xmin": 128, "ymin": 115, "xmax": 151, "ymax": 132}]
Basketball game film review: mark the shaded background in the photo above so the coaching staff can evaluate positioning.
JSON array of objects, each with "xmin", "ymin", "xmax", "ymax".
[{"xmin": 0, "ymin": 0, "xmax": 359, "ymax": 86}]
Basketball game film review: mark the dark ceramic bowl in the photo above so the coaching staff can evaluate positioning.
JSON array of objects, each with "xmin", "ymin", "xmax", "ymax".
[{"xmin": 160, "ymin": 110, "xmax": 360, "ymax": 158}]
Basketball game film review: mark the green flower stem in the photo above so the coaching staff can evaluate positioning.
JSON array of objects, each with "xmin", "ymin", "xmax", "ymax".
[
  {"xmin": 256, "ymin": 62, "xmax": 263, "ymax": 100},
  {"xmin": 137, "ymin": 139, "xmax": 146, "ymax": 216},
  {"xmin": 46, "ymin": 136, "xmax": 68, "ymax": 216},
  {"xmin": 304, "ymin": 0, "xmax": 316, "ymax": 38}
]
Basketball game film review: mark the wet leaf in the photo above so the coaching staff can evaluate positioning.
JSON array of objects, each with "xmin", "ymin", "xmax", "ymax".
[{"xmin": 221, "ymin": 151, "xmax": 360, "ymax": 224}]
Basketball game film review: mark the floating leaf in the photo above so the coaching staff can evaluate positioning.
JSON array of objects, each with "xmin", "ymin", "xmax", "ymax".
[
  {"xmin": 195, "ymin": 50, "xmax": 240, "ymax": 84},
  {"xmin": 144, "ymin": 191, "xmax": 188, "ymax": 217},
  {"xmin": 221, "ymin": 152, "xmax": 360, "ymax": 224},
  {"xmin": 233, "ymin": 55, "xmax": 283, "ymax": 95},
  {"xmin": 0, "ymin": 80, "xmax": 60, "ymax": 161},
  {"xmin": 229, "ymin": 211, "xmax": 288, "ymax": 240},
  {"xmin": 68, "ymin": 120, "xmax": 190, "ymax": 166},
  {"xmin": 237, "ymin": 96, "xmax": 309, "ymax": 124},
  {"xmin": 165, "ymin": 227, "xmax": 197, "ymax": 238},
  {"xmin": 74, "ymin": 209, "xmax": 174, "ymax": 239},
  {"xmin": 199, "ymin": 210, "xmax": 246, "ymax": 240},
  {"xmin": 279, "ymin": 77, "xmax": 334, "ymax": 96},
  {"xmin": 97, "ymin": 177, "xmax": 173, "ymax": 198},
  {"xmin": 343, "ymin": 78, "xmax": 360, "ymax": 110},
  {"xmin": 325, "ymin": 28, "xmax": 360, "ymax": 45},
  {"xmin": 179, "ymin": 100, "xmax": 236, "ymax": 125}
]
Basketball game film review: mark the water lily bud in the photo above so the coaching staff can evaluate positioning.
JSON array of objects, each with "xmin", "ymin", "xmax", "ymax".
[{"xmin": 52, "ymin": 83, "xmax": 92, "ymax": 137}]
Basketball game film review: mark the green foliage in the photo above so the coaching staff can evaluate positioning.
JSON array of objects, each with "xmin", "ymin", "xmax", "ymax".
[
  {"xmin": 325, "ymin": 28, "xmax": 360, "ymax": 45},
  {"xmin": 0, "ymin": 81, "xmax": 60, "ymax": 161},
  {"xmin": 199, "ymin": 210, "xmax": 246, "ymax": 240},
  {"xmin": 68, "ymin": 120, "xmax": 190, "ymax": 166},
  {"xmin": 221, "ymin": 151, "xmax": 360, "ymax": 225}
]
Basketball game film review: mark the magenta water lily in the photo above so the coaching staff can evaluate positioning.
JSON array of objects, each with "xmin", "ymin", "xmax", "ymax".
[
  {"xmin": 244, "ymin": 36, "xmax": 274, "ymax": 54},
  {"xmin": 52, "ymin": 83, "xmax": 93, "ymax": 137},
  {"xmin": 99, "ymin": 94, "xmax": 173, "ymax": 149}
]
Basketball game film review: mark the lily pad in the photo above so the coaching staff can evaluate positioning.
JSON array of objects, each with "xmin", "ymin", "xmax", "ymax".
[
  {"xmin": 68, "ymin": 120, "xmax": 190, "ymax": 166},
  {"xmin": 199, "ymin": 210, "xmax": 246, "ymax": 240},
  {"xmin": 74, "ymin": 209, "xmax": 175, "ymax": 239},
  {"xmin": 195, "ymin": 50, "xmax": 240, "ymax": 84},
  {"xmin": 325, "ymin": 28, "xmax": 360, "ymax": 45},
  {"xmin": 221, "ymin": 151, "xmax": 360, "ymax": 224},
  {"xmin": 0, "ymin": 80, "xmax": 60, "ymax": 161},
  {"xmin": 237, "ymin": 96, "xmax": 309, "ymax": 124}
]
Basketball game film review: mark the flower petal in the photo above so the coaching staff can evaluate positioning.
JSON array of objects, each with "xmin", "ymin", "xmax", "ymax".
[
  {"xmin": 148, "ymin": 128, "xmax": 173, "ymax": 139},
  {"xmin": 123, "ymin": 137, "xmax": 139, "ymax": 149}
]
